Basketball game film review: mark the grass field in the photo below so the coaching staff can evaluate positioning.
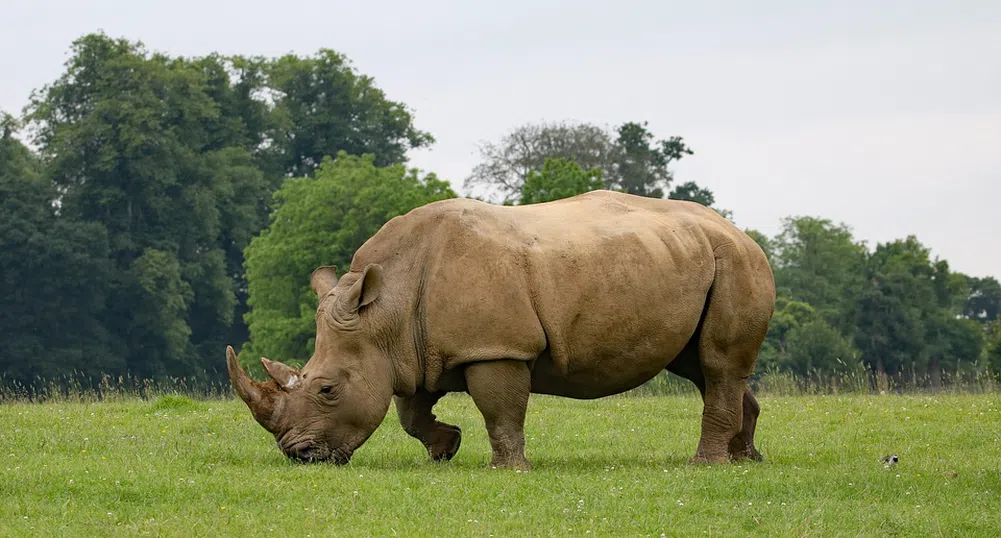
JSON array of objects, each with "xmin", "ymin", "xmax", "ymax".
[{"xmin": 1, "ymin": 392, "xmax": 999, "ymax": 537}]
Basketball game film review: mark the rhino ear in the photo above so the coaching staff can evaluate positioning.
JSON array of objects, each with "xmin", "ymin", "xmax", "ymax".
[
  {"xmin": 261, "ymin": 357, "xmax": 300, "ymax": 389},
  {"xmin": 311, "ymin": 266, "xmax": 339, "ymax": 297},
  {"xmin": 339, "ymin": 263, "xmax": 383, "ymax": 314}
]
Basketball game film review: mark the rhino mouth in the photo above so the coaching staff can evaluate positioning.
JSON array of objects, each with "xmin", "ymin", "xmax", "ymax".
[{"xmin": 282, "ymin": 440, "xmax": 351, "ymax": 465}]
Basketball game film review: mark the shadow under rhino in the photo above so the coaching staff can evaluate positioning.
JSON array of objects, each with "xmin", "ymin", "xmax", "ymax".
[{"xmin": 226, "ymin": 190, "xmax": 776, "ymax": 469}]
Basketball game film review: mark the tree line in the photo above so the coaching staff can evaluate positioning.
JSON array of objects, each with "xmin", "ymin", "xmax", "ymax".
[{"xmin": 2, "ymin": 32, "xmax": 999, "ymax": 391}]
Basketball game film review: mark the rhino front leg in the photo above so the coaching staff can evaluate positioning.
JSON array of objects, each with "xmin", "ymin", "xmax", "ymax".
[
  {"xmin": 394, "ymin": 390, "xmax": 462, "ymax": 462},
  {"xmin": 464, "ymin": 359, "xmax": 532, "ymax": 471}
]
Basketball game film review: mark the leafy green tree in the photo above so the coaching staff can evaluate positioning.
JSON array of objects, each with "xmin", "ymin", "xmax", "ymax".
[
  {"xmin": 464, "ymin": 121, "xmax": 617, "ymax": 201},
  {"xmin": 986, "ymin": 321, "xmax": 1001, "ymax": 377},
  {"xmin": 189, "ymin": 54, "xmax": 272, "ymax": 155},
  {"xmin": 265, "ymin": 50, "xmax": 434, "ymax": 177},
  {"xmin": 242, "ymin": 153, "xmax": 456, "ymax": 366},
  {"xmin": 667, "ymin": 180, "xmax": 733, "ymax": 219},
  {"xmin": 772, "ymin": 216, "xmax": 867, "ymax": 333},
  {"xmin": 922, "ymin": 313, "xmax": 984, "ymax": 386},
  {"xmin": 23, "ymin": 33, "xmax": 267, "ymax": 378},
  {"xmin": 851, "ymin": 236, "xmax": 982, "ymax": 381},
  {"xmin": 756, "ymin": 297, "xmax": 858, "ymax": 376},
  {"xmin": 15, "ymin": 32, "xmax": 449, "ymax": 381},
  {"xmin": 0, "ymin": 122, "xmax": 120, "ymax": 384},
  {"xmin": 611, "ymin": 121, "xmax": 693, "ymax": 198},
  {"xmin": 463, "ymin": 120, "xmax": 705, "ymax": 205},
  {"xmin": 782, "ymin": 320, "xmax": 859, "ymax": 377},
  {"xmin": 963, "ymin": 276, "xmax": 1001, "ymax": 322},
  {"xmin": 756, "ymin": 297, "xmax": 815, "ymax": 372},
  {"xmin": 520, "ymin": 158, "xmax": 604, "ymax": 204},
  {"xmin": 668, "ymin": 181, "xmax": 715, "ymax": 206}
]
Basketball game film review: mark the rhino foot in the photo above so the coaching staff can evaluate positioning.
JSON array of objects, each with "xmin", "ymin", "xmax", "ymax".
[
  {"xmin": 729, "ymin": 445, "xmax": 763, "ymax": 462},
  {"xmin": 728, "ymin": 434, "xmax": 763, "ymax": 462},
  {"xmin": 427, "ymin": 424, "xmax": 462, "ymax": 461},
  {"xmin": 489, "ymin": 456, "xmax": 532, "ymax": 472},
  {"xmin": 687, "ymin": 454, "xmax": 730, "ymax": 465}
]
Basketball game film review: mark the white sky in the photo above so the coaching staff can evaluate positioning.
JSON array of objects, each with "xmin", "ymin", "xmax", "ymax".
[{"xmin": 2, "ymin": 0, "xmax": 999, "ymax": 277}]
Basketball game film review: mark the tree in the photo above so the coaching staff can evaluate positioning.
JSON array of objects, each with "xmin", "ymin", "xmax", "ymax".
[
  {"xmin": 242, "ymin": 153, "xmax": 456, "ymax": 367},
  {"xmin": 13, "ymin": 31, "xmax": 448, "ymax": 382},
  {"xmin": 23, "ymin": 33, "xmax": 268, "ymax": 378},
  {"xmin": 668, "ymin": 181, "xmax": 715, "ymax": 206},
  {"xmin": 464, "ymin": 120, "xmax": 617, "ymax": 201},
  {"xmin": 851, "ymin": 236, "xmax": 982, "ymax": 381},
  {"xmin": 772, "ymin": 216, "xmax": 867, "ymax": 333},
  {"xmin": 757, "ymin": 297, "xmax": 817, "ymax": 372},
  {"xmin": 0, "ymin": 123, "xmax": 120, "ymax": 385},
  {"xmin": 463, "ymin": 120, "xmax": 699, "ymax": 204},
  {"xmin": 782, "ymin": 320, "xmax": 859, "ymax": 377},
  {"xmin": 755, "ymin": 296, "xmax": 859, "ymax": 377},
  {"xmin": 922, "ymin": 313, "xmax": 983, "ymax": 387},
  {"xmin": 611, "ymin": 121, "xmax": 693, "ymax": 198},
  {"xmin": 963, "ymin": 276, "xmax": 1001, "ymax": 322},
  {"xmin": 265, "ymin": 50, "xmax": 434, "ymax": 177},
  {"xmin": 986, "ymin": 321, "xmax": 1001, "ymax": 377},
  {"xmin": 520, "ymin": 158, "xmax": 604, "ymax": 205}
]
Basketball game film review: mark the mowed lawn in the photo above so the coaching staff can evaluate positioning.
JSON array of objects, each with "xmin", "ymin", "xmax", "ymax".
[{"xmin": 1, "ymin": 392, "xmax": 999, "ymax": 537}]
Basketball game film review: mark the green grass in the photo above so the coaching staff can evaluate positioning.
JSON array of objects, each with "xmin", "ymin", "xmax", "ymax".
[{"xmin": 2, "ymin": 393, "xmax": 999, "ymax": 537}]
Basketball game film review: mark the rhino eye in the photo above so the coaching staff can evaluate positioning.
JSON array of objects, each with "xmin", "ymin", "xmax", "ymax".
[{"xmin": 319, "ymin": 385, "xmax": 335, "ymax": 395}]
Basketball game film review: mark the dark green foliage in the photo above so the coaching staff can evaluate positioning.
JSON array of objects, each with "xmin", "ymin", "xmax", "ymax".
[
  {"xmin": 757, "ymin": 298, "xmax": 860, "ymax": 376},
  {"xmin": 0, "ymin": 129, "xmax": 120, "ymax": 382},
  {"xmin": 23, "ymin": 34, "xmax": 249, "ymax": 379},
  {"xmin": 3, "ymin": 32, "xmax": 435, "ymax": 387},
  {"xmin": 464, "ymin": 120, "xmax": 716, "ymax": 209},
  {"xmin": 242, "ymin": 153, "xmax": 456, "ymax": 366},
  {"xmin": 520, "ymin": 158, "xmax": 604, "ymax": 204},
  {"xmin": 782, "ymin": 321, "xmax": 859, "ymax": 377},
  {"xmin": 3, "ymin": 31, "xmax": 998, "ymax": 392},
  {"xmin": 463, "ymin": 121, "xmax": 617, "ymax": 200},
  {"xmin": 964, "ymin": 276, "xmax": 1001, "ymax": 322},
  {"xmin": 668, "ymin": 181, "xmax": 715, "ymax": 206},
  {"xmin": 759, "ymin": 220, "xmax": 994, "ymax": 385},
  {"xmin": 772, "ymin": 217, "xmax": 867, "ymax": 333},
  {"xmin": 265, "ymin": 50, "xmax": 434, "ymax": 177},
  {"xmin": 987, "ymin": 321, "xmax": 1001, "ymax": 376},
  {"xmin": 611, "ymin": 121, "xmax": 693, "ymax": 198}
]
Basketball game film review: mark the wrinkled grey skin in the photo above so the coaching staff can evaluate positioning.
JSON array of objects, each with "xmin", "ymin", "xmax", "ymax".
[
  {"xmin": 227, "ymin": 190, "xmax": 776, "ymax": 469},
  {"xmin": 226, "ymin": 263, "xmax": 394, "ymax": 464}
]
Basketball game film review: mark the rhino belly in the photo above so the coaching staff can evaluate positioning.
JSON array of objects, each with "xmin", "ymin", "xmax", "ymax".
[{"xmin": 527, "ymin": 314, "xmax": 697, "ymax": 399}]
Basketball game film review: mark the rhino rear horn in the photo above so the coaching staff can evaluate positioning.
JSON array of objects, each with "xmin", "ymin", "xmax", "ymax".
[
  {"xmin": 311, "ymin": 266, "xmax": 339, "ymax": 297},
  {"xmin": 226, "ymin": 345, "xmax": 283, "ymax": 432},
  {"xmin": 261, "ymin": 357, "xmax": 300, "ymax": 389}
]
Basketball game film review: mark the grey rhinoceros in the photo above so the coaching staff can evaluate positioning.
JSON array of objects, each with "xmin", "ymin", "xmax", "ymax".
[{"xmin": 226, "ymin": 189, "xmax": 776, "ymax": 469}]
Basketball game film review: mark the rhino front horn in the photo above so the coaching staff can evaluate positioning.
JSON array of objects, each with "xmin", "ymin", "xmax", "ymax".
[{"xmin": 226, "ymin": 345, "xmax": 282, "ymax": 432}]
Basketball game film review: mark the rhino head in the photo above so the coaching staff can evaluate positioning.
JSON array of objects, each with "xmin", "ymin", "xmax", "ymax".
[{"xmin": 226, "ymin": 264, "xmax": 395, "ymax": 464}]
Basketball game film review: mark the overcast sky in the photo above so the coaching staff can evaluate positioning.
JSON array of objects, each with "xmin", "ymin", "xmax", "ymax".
[{"xmin": 3, "ymin": 0, "xmax": 999, "ymax": 277}]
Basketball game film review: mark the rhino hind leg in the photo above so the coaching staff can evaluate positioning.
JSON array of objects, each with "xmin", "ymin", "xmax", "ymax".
[
  {"xmin": 667, "ymin": 344, "xmax": 763, "ymax": 463},
  {"xmin": 685, "ymin": 244, "xmax": 772, "ymax": 465},
  {"xmin": 394, "ymin": 390, "xmax": 463, "ymax": 462},
  {"xmin": 463, "ymin": 359, "xmax": 532, "ymax": 471},
  {"xmin": 728, "ymin": 388, "xmax": 763, "ymax": 462}
]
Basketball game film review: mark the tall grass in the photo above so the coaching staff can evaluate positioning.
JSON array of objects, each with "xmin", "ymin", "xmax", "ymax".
[
  {"xmin": 3, "ymin": 362, "xmax": 996, "ymax": 404},
  {"xmin": 0, "ymin": 372, "xmax": 230, "ymax": 404}
]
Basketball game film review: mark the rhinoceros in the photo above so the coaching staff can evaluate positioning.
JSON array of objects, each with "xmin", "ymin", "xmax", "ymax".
[{"xmin": 226, "ymin": 189, "xmax": 775, "ymax": 469}]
